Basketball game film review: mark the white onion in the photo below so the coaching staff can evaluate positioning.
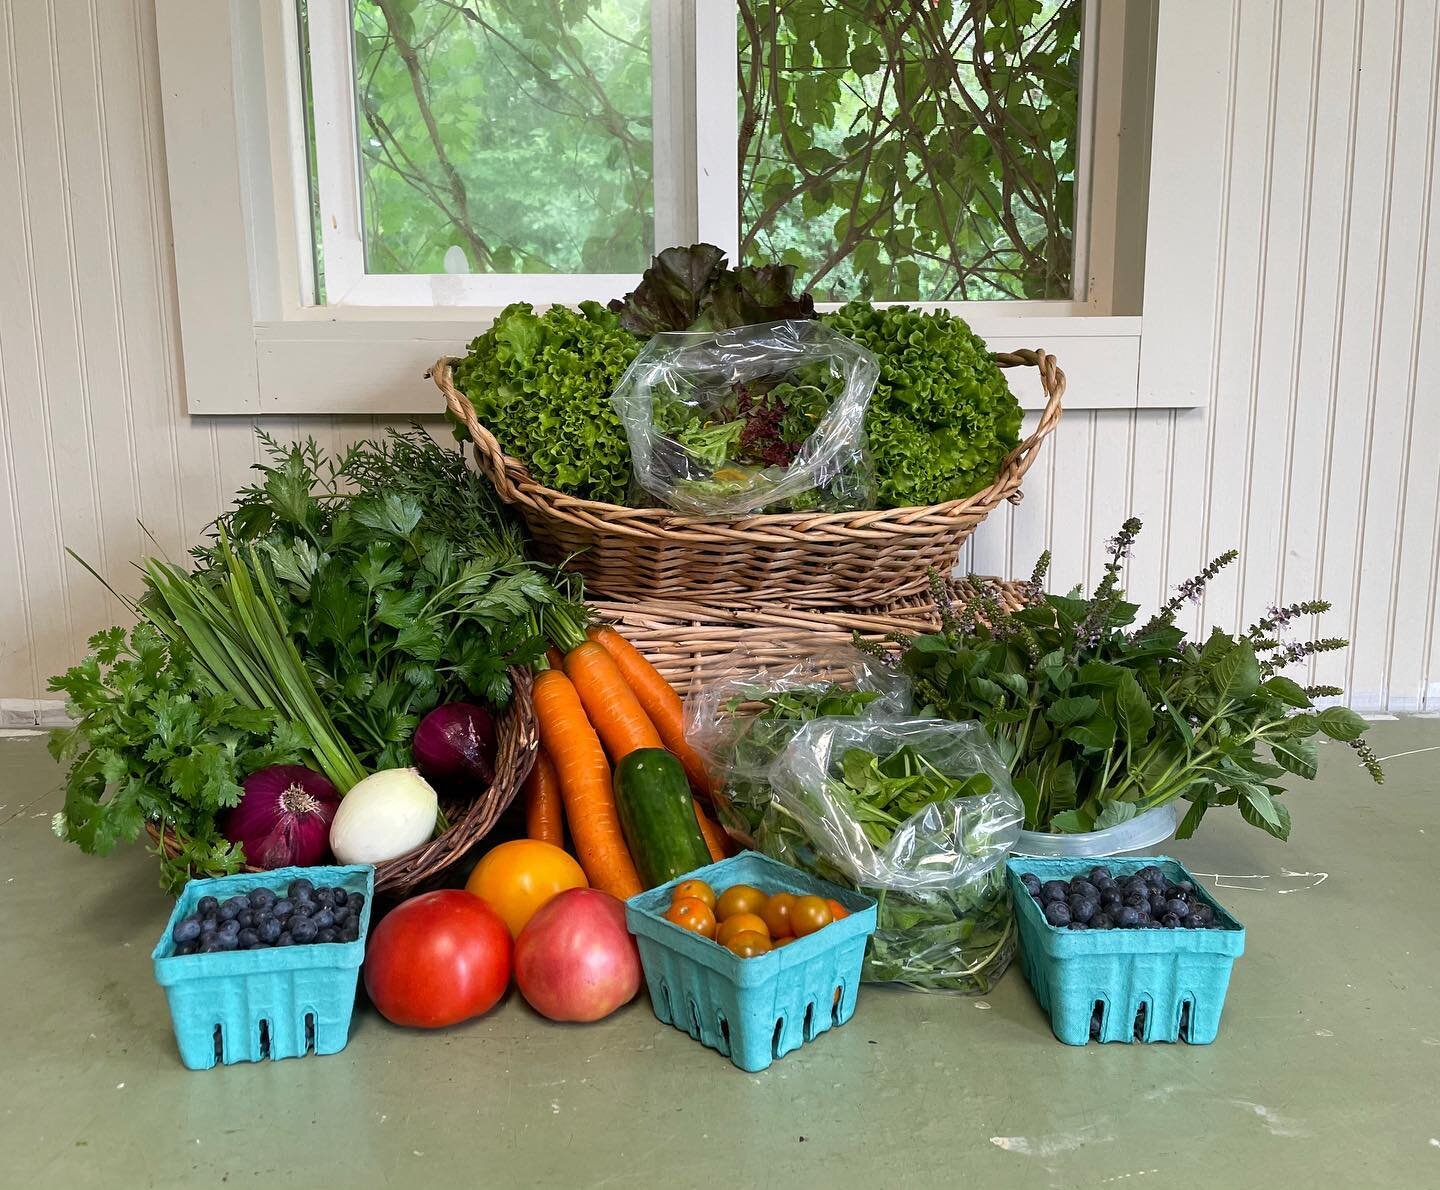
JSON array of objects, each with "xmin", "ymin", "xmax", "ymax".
[{"xmin": 329, "ymin": 767, "xmax": 439, "ymax": 865}]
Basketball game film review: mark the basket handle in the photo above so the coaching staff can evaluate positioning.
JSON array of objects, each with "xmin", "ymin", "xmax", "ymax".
[
  {"xmin": 990, "ymin": 347, "xmax": 1065, "ymax": 505},
  {"xmin": 426, "ymin": 358, "xmax": 530, "ymax": 504}
]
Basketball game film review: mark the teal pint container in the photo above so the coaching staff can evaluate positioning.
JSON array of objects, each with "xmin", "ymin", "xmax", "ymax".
[
  {"xmin": 626, "ymin": 851, "xmax": 876, "ymax": 1072},
  {"xmin": 1008, "ymin": 855, "xmax": 1245, "ymax": 1045},
  {"xmin": 151, "ymin": 864, "xmax": 375, "ymax": 1069}
]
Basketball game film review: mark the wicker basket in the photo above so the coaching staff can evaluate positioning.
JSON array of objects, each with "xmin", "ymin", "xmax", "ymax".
[
  {"xmin": 588, "ymin": 577, "xmax": 1029, "ymax": 697},
  {"xmin": 431, "ymin": 349, "xmax": 1063, "ymax": 608},
  {"xmin": 148, "ymin": 669, "xmax": 539, "ymax": 898}
]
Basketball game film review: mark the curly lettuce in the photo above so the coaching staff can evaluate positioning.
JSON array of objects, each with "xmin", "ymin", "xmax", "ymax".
[
  {"xmin": 822, "ymin": 302, "xmax": 1024, "ymax": 509},
  {"xmin": 451, "ymin": 301, "xmax": 639, "ymax": 503}
]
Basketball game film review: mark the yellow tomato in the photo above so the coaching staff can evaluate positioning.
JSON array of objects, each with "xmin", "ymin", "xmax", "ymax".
[
  {"xmin": 790, "ymin": 895, "xmax": 833, "ymax": 938},
  {"xmin": 724, "ymin": 931, "xmax": 773, "ymax": 958},
  {"xmin": 825, "ymin": 899, "xmax": 850, "ymax": 921},
  {"xmin": 715, "ymin": 884, "xmax": 766, "ymax": 920},
  {"xmin": 761, "ymin": 892, "xmax": 797, "ymax": 938},
  {"xmin": 665, "ymin": 896, "xmax": 717, "ymax": 938},
  {"xmin": 465, "ymin": 839, "xmax": 588, "ymax": 938},
  {"xmin": 672, "ymin": 879, "xmax": 716, "ymax": 910},
  {"xmin": 715, "ymin": 912, "xmax": 770, "ymax": 946}
]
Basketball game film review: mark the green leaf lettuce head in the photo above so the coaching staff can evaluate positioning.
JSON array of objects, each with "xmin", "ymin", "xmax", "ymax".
[
  {"xmin": 451, "ymin": 301, "xmax": 638, "ymax": 502},
  {"xmin": 821, "ymin": 301, "xmax": 1024, "ymax": 508}
]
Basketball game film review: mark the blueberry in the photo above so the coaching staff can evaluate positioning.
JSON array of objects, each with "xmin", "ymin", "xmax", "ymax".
[
  {"xmin": 173, "ymin": 916, "xmax": 202, "ymax": 944},
  {"xmin": 277, "ymin": 933, "xmax": 295, "ymax": 947},
  {"xmin": 1116, "ymin": 906, "xmax": 1142, "ymax": 927},
  {"xmin": 1183, "ymin": 915, "xmax": 1203, "ymax": 928},
  {"xmin": 311, "ymin": 907, "xmax": 335, "ymax": 930},
  {"xmin": 330, "ymin": 887, "xmax": 348, "ymax": 907},
  {"xmin": 258, "ymin": 918, "xmax": 282, "ymax": 944},
  {"xmin": 347, "ymin": 894, "xmax": 365, "ymax": 917},
  {"xmin": 1043, "ymin": 901, "xmax": 1072, "ymax": 927},
  {"xmin": 199, "ymin": 937, "xmax": 225, "ymax": 953},
  {"xmin": 247, "ymin": 887, "xmax": 277, "ymax": 910},
  {"xmin": 316, "ymin": 928, "xmax": 338, "ymax": 944},
  {"xmin": 1125, "ymin": 892, "xmax": 1148, "ymax": 909},
  {"xmin": 1088, "ymin": 866, "xmax": 1112, "ymax": 885},
  {"xmin": 1068, "ymin": 879, "xmax": 1099, "ymax": 901},
  {"xmin": 1068, "ymin": 897, "xmax": 1097, "ymax": 923},
  {"xmin": 237, "ymin": 927, "xmax": 259, "ymax": 948},
  {"xmin": 288, "ymin": 878, "xmax": 315, "ymax": 900},
  {"xmin": 1165, "ymin": 898, "xmax": 1190, "ymax": 918},
  {"xmin": 216, "ymin": 932, "xmax": 239, "ymax": 951},
  {"xmin": 272, "ymin": 899, "xmax": 294, "ymax": 919},
  {"xmin": 219, "ymin": 896, "xmax": 246, "ymax": 921},
  {"xmin": 330, "ymin": 908, "xmax": 352, "ymax": 930},
  {"xmin": 1067, "ymin": 921, "xmax": 1089, "ymax": 930},
  {"xmin": 1161, "ymin": 914, "xmax": 1182, "ymax": 929},
  {"xmin": 218, "ymin": 919, "xmax": 241, "ymax": 940},
  {"xmin": 1041, "ymin": 881, "xmax": 1069, "ymax": 904},
  {"xmin": 237, "ymin": 909, "xmax": 255, "ymax": 929},
  {"xmin": 1189, "ymin": 903, "xmax": 1214, "ymax": 925},
  {"xmin": 195, "ymin": 895, "xmax": 219, "ymax": 917},
  {"xmin": 1020, "ymin": 873, "xmax": 1042, "ymax": 897},
  {"xmin": 314, "ymin": 887, "xmax": 336, "ymax": 907},
  {"xmin": 1175, "ymin": 880, "xmax": 1196, "ymax": 896},
  {"xmin": 289, "ymin": 900, "xmax": 314, "ymax": 918},
  {"xmin": 1137, "ymin": 865, "xmax": 1162, "ymax": 883},
  {"xmin": 1090, "ymin": 913, "xmax": 1114, "ymax": 930},
  {"xmin": 289, "ymin": 916, "xmax": 318, "ymax": 944},
  {"xmin": 199, "ymin": 916, "xmax": 219, "ymax": 934},
  {"xmin": 173, "ymin": 941, "xmax": 198, "ymax": 956},
  {"xmin": 341, "ymin": 924, "xmax": 360, "ymax": 943}
]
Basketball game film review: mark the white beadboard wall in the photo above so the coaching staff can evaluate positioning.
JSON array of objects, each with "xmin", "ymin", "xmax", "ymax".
[{"xmin": 2, "ymin": 0, "xmax": 1438, "ymax": 711}]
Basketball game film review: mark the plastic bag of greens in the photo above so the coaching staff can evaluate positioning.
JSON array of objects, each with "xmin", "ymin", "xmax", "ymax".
[
  {"xmin": 683, "ymin": 645, "xmax": 911, "ymax": 846},
  {"xmin": 761, "ymin": 717, "xmax": 1023, "ymax": 994},
  {"xmin": 611, "ymin": 320, "xmax": 879, "ymax": 514}
]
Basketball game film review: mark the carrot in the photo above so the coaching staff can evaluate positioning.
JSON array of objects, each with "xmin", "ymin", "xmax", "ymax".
[
  {"xmin": 523, "ymin": 747, "xmax": 564, "ymax": 847},
  {"xmin": 693, "ymin": 799, "xmax": 731, "ymax": 862},
  {"xmin": 563, "ymin": 640, "xmax": 663, "ymax": 761},
  {"xmin": 587, "ymin": 625, "xmax": 715, "ymax": 800},
  {"xmin": 532, "ymin": 669, "xmax": 641, "ymax": 899}
]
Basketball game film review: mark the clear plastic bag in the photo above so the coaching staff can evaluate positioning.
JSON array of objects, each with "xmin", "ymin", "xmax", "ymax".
[
  {"xmin": 611, "ymin": 319, "xmax": 879, "ymax": 515},
  {"xmin": 760, "ymin": 717, "xmax": 1023, "ymax": 994},
  {"xmin": 683, "ymin": 645, "xmax": 912, "ymax": 845}
]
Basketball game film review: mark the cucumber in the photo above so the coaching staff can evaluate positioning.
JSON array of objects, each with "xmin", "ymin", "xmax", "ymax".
[{"xmin": 614, "ymin": 748, "xmax": 713, "ymax": 889}]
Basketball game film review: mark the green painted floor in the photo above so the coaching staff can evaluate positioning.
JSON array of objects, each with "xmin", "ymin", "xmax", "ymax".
[{"xmin": 2, "ymin": 720, "xmax": 1436, "ymax": 1188}]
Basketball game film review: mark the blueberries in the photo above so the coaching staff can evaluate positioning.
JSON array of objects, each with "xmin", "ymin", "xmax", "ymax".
[
  {"xmin": 1124, "ymin": 892, "xmax": 1148, "ymax": 910},
  {"xmin": 237, "ymin": 928, "xmax": 259, "ymax": 948},
  {"xmin": 1043, "ymin": 901, "xmax": 1072, "ymax": 927},
  {"xmin": 1067, "ymin": 921, "xmax": 1089, "ymax": 930},
  {"xmin": 1068, "ymin": 879, "xmax": 1099, "ymax": 902},
  {"xmin": 1175, "ymin": 880, "xmax": 1196, "ymax": 896},
  {"xmin": 195, "ymin": 896, "xmax": 219, "ymax": 917},
  {"xmin": 276, "ymin": 933, "xmax": 295, "ymax": 947},
  {"xmin": 199, "ymin": 937, "xmax": 224, "ymax": 953},
  {"xmin": 237, "ymin": 909, "xmax": 255, "ymax": 929},
  {"xmin": 1090, "ymin": 912, "xmax": 1114, "ymax": 930},
  {"xmin": 1068, "ymin": 897, "xmax": 1097, "ymax": 924},
  {"xmin": 1165, "ymin": 898, "xmax": 1190, "ymax": 918},
  {"xmin": 331, "ymin": 908, "xmax": 352, "ymax": 930},
  {"xmin": 1183, "ymin": 915, "xmax": 1203, "ymax": 928},
  {"xmin": 1161, "ymin": 914, "xmax": 1182, "ymax": 929},
  {"xmin": 200, "ymin": 916, "xmax": 219, "ymax": 934},
  {"xmin": 341, "ymin": 923, "xmax": 360, "ymax": 943},
  {"xmin": 288, "ymin": 878, "xmax": 315, "ymax": 901},
  {"xmin": 1021, "ymin": 873, "xmax": 1042, "ymax": 897},
  {"xmin": 173, "ymin": 941, "xmax": 198, "ymax": 956},
  {"xmin": 1088, "ymin": 866, "xmax": 1111, "ymax": 884},
  {"xmin": 347, "ymin": 894, "xmax": 365, "ymax": 917},
  {"xmin": 289, "ymin": 916, "xmax": 319, "ymax": 944},
  {"xmin": 315, "ymin": 887, "xmax": 336, "ymax": 907},
  {"xmin": 316, "ymin": 928, "xmax": 338, "ymax": 944},
  {"xmin": 1189, "ymin": 903, "xmax": 1214, "ymax": 925},
  {"xmin": 218, "ymin": 921, "xmax": 241, "ymax": 942},
  {"xmin": 1040, "ymin": 881, "xmax": 1069, "ymax": 904},
  {"xmin": 1116, "ymin": 906, "xmax": 1142, "ymax": 927},
  {"xmin": 258, "ymin": 917, "xmax": 283, "ymax": 944},
  {"xmin": 311, "ymin": 907, "xmax": 335, "ymax": 931},
  {"xmin": 173, "ymin": 916, "xmax": 202, "ymax": 944},
  {"xmin": 272, "ymin": 899, "xmax": 294, "ymax": 919},
  {"xmin": 248, "ymin": 887, "xmax": 277, "ymax": 911},
  {"xmin": 331, "ymin": 887, "xmax": 348, "ymax": 907},
  {"xmin": 1100, "ymin": 888, "xmax": 1123, "ymax": 908},
  {"xmin": 289, "ymin": 900, "xmax": 314, "ymax": 918},
  {"xmin": 220, "ymin": 896, "xmax": 248, "ymax": 921}
]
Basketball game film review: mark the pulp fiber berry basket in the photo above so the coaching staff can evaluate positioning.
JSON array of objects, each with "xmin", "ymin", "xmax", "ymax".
[
  {"xmin": 150, "ymin": 864, "xmax": 375, "ymax": 1070},
  {"xmin": 626, "ymin": 851, "xmax": 876, "ymax": 1072},
  {"xmin": 1007, "ymin": 856, "xmax": 1245, "ymax": 1046}
]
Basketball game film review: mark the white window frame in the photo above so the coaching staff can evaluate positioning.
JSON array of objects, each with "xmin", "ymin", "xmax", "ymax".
[{"xmin": 156, "ymin": 0, "xmax": 1229, "ymax": 415}]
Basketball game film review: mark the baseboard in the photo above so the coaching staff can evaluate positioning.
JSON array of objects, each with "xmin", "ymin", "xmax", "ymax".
[{"xmin": 0, "ymin": 699, "xmax": 72, "ymax": 729}]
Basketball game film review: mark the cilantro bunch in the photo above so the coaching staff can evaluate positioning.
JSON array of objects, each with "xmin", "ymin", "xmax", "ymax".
[
  {"xmin": 451, "ymin": 301, "xmax": 639, "ymax": 502},
  {"xmin": 822, "ymin": 302, "xmax": 1024, "ymax": 508}
]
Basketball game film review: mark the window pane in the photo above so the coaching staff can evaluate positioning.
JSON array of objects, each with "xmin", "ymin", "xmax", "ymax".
[
  {"xmin": 351, "ymin": 0, "xmax": 654, "ymax": 275},
  {"xmin": 738, "ymin": 0, "xmax": 1081, "ymax": 301}
]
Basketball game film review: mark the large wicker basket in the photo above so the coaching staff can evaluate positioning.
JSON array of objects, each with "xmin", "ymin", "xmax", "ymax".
[
  {"xmin": 588, "ymin": 577, "xmax": 1029, "ymax": 697},
  {"xmin": 148, "ymin": 669, "xmax": 539, "ymax": 898},
  {"xmin": 431, "ymin": 349, "xmax": 1063, "ymax": 608}
]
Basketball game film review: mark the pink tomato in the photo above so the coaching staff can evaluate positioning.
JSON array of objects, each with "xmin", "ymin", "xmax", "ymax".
[{"xmin": 513, "ymin": 888, "xmax": 641, "ymax": 1023}]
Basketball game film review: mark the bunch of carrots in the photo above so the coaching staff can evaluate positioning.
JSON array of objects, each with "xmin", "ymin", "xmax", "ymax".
[{"xmin": 523, "ymin": 621, "xmax": 730, "ymax": 899}]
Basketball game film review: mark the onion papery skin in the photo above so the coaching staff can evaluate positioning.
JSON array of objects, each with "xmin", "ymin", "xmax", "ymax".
[{"xmin": 224, "ymin": 765, "xmax": 340, "ymax": 869}]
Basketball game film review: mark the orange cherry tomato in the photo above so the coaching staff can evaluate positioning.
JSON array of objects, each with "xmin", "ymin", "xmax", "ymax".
[
  {"xmin": 716, "ymin": 912, "xmax": 770, "ymax": 946},
  {"xmin": 826, "ymin": 899, "xmax": 849, "ymax": 921},
  {"xmin": 672, "ymin": 879, "xmax": 716, "ymax": 910},
  {"xmin": 790, "ymin": 895, "xmax": 833, "ymax": 937},
  {"xmin": 714, "ymin": 884, "xmax": 766, "ymax": 920},
  {"xmin": 773, "ymin": 936, "xmax": 796, "ymax": 948},
  {"xmin": 761, "ymin": 892, "xmax": 796, "ymax": 938},
  {"xmin": 724, "ymin": 930, "xmax": 773, "ymax": 958},
  {"xmin": 664, "ymin": 896, "xmax": 716, "ymax": 938}
]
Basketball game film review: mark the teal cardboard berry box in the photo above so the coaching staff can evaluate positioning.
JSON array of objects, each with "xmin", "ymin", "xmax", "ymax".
[
  {"xmin": 1007, "ymin": 855, "xmax": 1245, "ymax": 1045},
  {"xmin": 151, "ymin": 864, "xmax": 374, "ymax": 1070}
]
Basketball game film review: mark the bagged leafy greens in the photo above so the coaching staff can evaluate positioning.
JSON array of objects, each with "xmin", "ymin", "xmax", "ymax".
[
  {"xmin": 760, "ymin": 717, "xmax": 1023, "ymax": 994},
  {"xmin": 611, "ymin": 320, "xmax": 879, "ymax": 515},
  {"xmin": 683, "ymin": 645, "xmax": 912, "ymax": 844}
]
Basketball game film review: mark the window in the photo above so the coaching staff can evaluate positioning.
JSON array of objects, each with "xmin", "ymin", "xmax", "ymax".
[{"xmin": 155, "ymin": 0, "xmax": 1230, "ymax": 414}]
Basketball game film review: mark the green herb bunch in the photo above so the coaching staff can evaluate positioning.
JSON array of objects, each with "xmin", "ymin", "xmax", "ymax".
[
  {"xmin": 451, "ymin": 301, "xmax": 639, "ymax": 502},
  {"xmin": 894, "ymin": 519, "xmax": 1384, "ymax": 839},
  {"xmin": 821, "ymin": 302, "xmax": 1024, "ymax": 508}
]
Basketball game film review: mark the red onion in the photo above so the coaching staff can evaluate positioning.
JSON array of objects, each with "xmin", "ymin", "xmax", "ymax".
[
  {"xmin": 223, "ymin": 765, "xmax": 340, "ymax": 869},
  {"xmin": 412, "ymin": 702, "xmax": 497, "ymax": 790}
]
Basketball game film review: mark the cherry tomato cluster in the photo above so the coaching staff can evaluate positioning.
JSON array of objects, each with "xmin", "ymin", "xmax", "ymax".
[{"xmin": 663, "ymin": 879, "xmax": 848, "ymax": 958}]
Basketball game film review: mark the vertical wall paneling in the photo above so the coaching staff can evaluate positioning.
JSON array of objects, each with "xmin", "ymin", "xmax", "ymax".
[{"xmin": 1, "ymin": 0, "xmax": 1439, "ymax": 713}]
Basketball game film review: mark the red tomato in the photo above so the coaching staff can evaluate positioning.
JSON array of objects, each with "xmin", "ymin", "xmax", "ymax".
[{"xmin": 364, "ymin": 890, "xmax": 511, "ymax": 1028}]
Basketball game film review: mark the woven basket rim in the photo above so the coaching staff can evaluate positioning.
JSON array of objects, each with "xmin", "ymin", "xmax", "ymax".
[
  {"xmin": 428, "ymin": 345, "xmax": 1064, "ymax": 530},
  {"xmin": 146, "ymin": 667, "xmax": 538, "ymax": 896}
]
